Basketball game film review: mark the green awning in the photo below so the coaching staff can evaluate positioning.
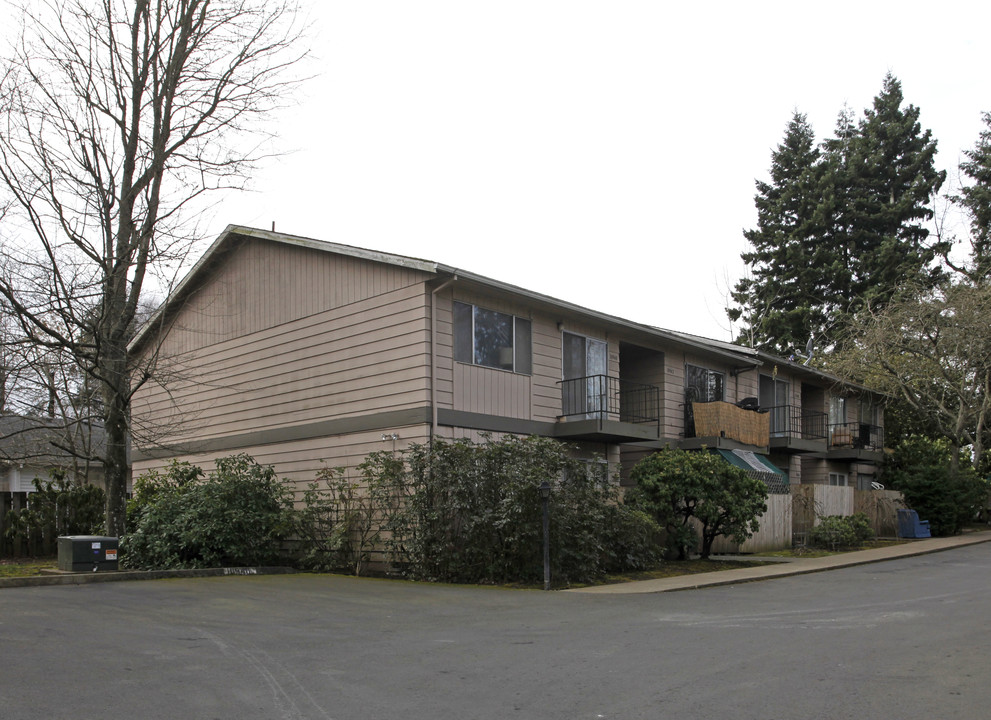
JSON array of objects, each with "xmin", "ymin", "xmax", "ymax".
[
  {"xmin": 715, "ymin": 449, "xmax": 786, "ymax": 477},
  {"xmin": 713, "ymin": 448, "xmax": 789, "ymax": 494}
]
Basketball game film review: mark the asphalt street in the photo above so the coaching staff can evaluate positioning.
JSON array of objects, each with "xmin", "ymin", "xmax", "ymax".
[{"xmin": 1, "ymin": 544, "xmax": 990, "ymax": 720}]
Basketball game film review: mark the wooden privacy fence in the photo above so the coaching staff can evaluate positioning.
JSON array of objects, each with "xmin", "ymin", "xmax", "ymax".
[
  {"xmin": 708, "ymin": 486, "xmax": 906, "ymax": 554},
  {"xmin": 708, "ymin": 492, "xmax": 793, "ymax": 554},
  {"xmin": 1, "ymin": 492, "xmax": 37, "ymax": 558},
  {"xmin": 792, "ymin": 485, "xmax": 904, "ymax": 541},
  {"xmin": 854, "ymin": 489, "xmax": 904, "ymax": 538}
]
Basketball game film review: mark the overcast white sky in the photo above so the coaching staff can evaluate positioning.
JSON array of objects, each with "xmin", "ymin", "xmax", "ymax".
[{"xmin": 207, "ymin": 1, "xmax": 991, "ymax": 347}]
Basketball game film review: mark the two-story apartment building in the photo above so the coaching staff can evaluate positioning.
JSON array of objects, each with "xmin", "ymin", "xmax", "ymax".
[{"xmin": 130, "ymin": 226, "xmax": 885, "ymax": 496}]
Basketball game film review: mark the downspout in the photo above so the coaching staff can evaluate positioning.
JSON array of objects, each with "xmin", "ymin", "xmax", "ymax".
[
  {"xmin": 430, "ymin": 275, "xmax": 457, "ymax": 442},
  {"xmin": 730, "ymin": 363, "xmax": 759, "ymax": 401}
]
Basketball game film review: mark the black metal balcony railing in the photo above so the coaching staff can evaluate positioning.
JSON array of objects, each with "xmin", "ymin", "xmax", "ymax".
[
  {"xmin": 829, "ymin": 422, "xmax": 885, "ymax": 452},
  {"xmin": 558, "ymin": 375, "xmax": 660, "ymax": 426},
  {"xmin": 764, "ymin": 406, "xmax": 828, "ymax": 441}
]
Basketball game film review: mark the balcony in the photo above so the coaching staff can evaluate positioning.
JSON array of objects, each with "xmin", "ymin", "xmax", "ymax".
[
  {"xmin": 827, "ymin": 421, "xmax": 885, "ymax": 460},
  {"xmin": 556, "ymin": 375, "xmax": 660, "ymax": 442},
  {"xmin": 765, "ymin": 405, "xmax": 829, "ymax": 453},
  {"xmin": 683, "ymin": 400, "xmax": 769, "ymax": 450}
]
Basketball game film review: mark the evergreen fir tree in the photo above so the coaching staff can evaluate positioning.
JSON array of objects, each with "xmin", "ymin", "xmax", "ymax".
[
  {"xmin": 733, "ymin": 75, "xmax": 946, "ymax": 354},
  {"xmin": 815, "ymin": 105, "xmax": 861, "ymax": 334},
  {"xmin": 843, "ymin": 73, "xmax": 947, "ymax": 308},
  {"xmin": 729, "ymin": 112, "xmax": 824, "ymax": 355},
  {"xmin": 958, "ymin": 111, "xmax": 991, "ymax": 280}
]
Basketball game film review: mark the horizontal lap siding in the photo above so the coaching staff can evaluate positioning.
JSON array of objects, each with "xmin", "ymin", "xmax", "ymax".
[
  {"xmin": 131, "ymin": 426, "xmax": 432, "ymax": 497},
  {"xmin": 661, "ymin": 354, "xmax": 686, "ymax": 439},
  {"xmin": 453, "ymin": 363, "xmax": 531, "ymax": 418},
  {"xmin": 136, "ymin": 289, "xmax": 430, "ymax": 443},
  {"xmin": 154, "ymin": 238, "xmax": 428, "ymax": 356},
  {"xmin": 133, "ymin": 241, "xmax": 432, "ymax": 448},
  {"xmin": 442, "ymin": 290, "xmax": 560, "ymax": 422},
  {"xmin": 531, "ymin": 318, "xmax": 562, "ymax": 421}
]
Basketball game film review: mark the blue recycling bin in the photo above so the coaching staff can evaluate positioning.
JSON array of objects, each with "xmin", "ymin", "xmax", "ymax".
[{"xmin": 896, "ymin": 509, "xmax": 931, "ymax": 538}]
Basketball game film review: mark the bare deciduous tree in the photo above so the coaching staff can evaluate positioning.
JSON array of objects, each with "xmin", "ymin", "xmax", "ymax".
[
  {"xmin": 832, "ymin": 282, "xmax": 991, "ymax": 470},
  {"xmin": 0, "ymin": 0, "xmax": 307, "ymax": 534}
]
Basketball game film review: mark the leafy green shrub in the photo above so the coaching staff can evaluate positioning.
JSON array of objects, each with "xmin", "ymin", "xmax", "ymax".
[
  {"xmin": 125, "ymin": 460, "xmax": 203, "ymax": 533},
  {"xmin": 3, "ymin": 472, "xmax": 105, "ymax": 555},
  {"xmin": 883, "ymin": 436, "xmax": 988, "ymax": 536},
  {"xmin": 123, "ymin": 454, "xmax": 294, "ymax": 569},
  {"xmin": 807, "ymin": 513, "xmax": 874, "ymax": 550},
  {"xmin": 293, "ymin": 464, "xmax": 379, "ymax": 575},
  {"xmin": 625, "ymin": 448, "xmax": 768, "ymax": 559},
  {"xmin": 363, "ymin": 435, "xmax": 658, "ymax": 585}
]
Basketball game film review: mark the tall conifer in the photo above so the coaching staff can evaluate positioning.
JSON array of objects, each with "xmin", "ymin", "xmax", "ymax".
[
  {"xmin": 732, "ymin": 75, "xmax": 946, "ymax": 354},
  {"xmin": 729, "ymin": 112, "xmax": 822, "ymax": 355},
  {"xmin": 959, "ymin": 112, "xmax": 991, "ymax": 280},
  {"xmin": 843, "ymin": 73, "xmax": 947, "ymax": 308}
]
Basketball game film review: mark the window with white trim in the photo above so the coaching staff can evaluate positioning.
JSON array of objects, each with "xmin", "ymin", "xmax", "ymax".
[{"xmin": 453, "ymin": 301, "xmax": 532, "ymax": 374}]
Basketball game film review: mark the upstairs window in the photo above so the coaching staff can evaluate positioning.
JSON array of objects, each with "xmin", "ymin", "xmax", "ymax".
[
  {"xmin": 685, "ymin": 364, "xmax": 724, "ymax": 403},
  {"xmin": 829, "ymin": 395, "xmax": 847, "ymax": 425},
  {"xmin": 859, "ymin": 397, "xmax": 880, "ymax": 426},
  {"xmin": 453, "ymin": 301, "xmax": 532, "ymax": 374}
]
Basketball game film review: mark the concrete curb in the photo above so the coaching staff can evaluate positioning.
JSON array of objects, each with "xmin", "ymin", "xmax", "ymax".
[
  {"xmin": 0, "ymin": 566, "xmax": 297, "ymax": 590},
  {"xmin": 567, "ymin": 530, "xmax": 991, "ymax": 594},
  {"xmin": 4, "ymin": 532, "xmax": 990, "ymax": 593}
]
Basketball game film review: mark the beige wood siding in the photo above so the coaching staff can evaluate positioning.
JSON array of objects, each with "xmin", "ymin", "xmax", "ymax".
[
  {"xmin": 133, "ymin": 243, "xmax": 432, "ymax": 448},
  {"xmin": 153, "ymin": 237, "xmax": 430, "ymax": 357},
  {"xmin": 661, "ymin": 350, "xmax": 688, "ymax": 439},
  {"xmin": 530, "ymin": 316, "xmax": 562, "ymax": 421},
  {"xmin": 433, "ymin": 292, "xmax": 454, "ymax": 411},
  {"xmin": 443, "ymin": 290, "xmax": 564, "ymax": 422},
  {"xmin": 799, "ymin": 457, "xmax": 856, "ymax": 486},
  {"xmin": 132, "ymin": 425, "xmax": 431, "ymax": 496},
  {"xmin": 453, "ymin": 363, "xmax": 532, "ymax": 418}
]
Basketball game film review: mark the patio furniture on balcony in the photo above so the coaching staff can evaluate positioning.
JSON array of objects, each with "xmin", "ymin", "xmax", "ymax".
[{"xmin": 829, "ymin": 422, "xmax": 884, "ymax": 451}]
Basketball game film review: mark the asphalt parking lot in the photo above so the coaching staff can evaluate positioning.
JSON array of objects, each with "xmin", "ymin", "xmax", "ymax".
[{"xmin": 2, "ymin": 543, "xmax": 991, "ymax": 720}]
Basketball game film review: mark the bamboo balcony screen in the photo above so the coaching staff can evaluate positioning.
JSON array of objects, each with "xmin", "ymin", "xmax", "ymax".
[{"xmin": 691, "ymin": 401, "xmax": 770, "ymax": 447}]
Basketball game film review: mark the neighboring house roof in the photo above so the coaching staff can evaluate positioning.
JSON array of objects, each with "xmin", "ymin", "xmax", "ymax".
[{"xmin": 0, "ymin": 415, "xmax": 105, "ymax": 468}]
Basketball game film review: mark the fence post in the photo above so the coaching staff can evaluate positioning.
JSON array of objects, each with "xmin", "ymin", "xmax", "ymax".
[{"xmin": 540, "ymin": 481, "xmax": 551, "ymax": 591}]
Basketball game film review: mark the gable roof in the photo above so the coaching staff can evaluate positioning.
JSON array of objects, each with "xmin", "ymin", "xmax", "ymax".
[
  {"xmin": 129, "ymin": 225, "xmax": 763, "ymax": 369},
  {"xmin": 129, "ymin": 225, "xmax": 881, "ymax": 399},
  {"xmin": 0, "ymin": 414, "xmax": 106, "ymax": 467}
]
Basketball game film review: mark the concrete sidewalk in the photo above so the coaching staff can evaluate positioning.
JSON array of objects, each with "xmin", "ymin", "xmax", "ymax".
[{"xmin": 568, "ymin": 530, "xmax": 991, "ymax": 594}]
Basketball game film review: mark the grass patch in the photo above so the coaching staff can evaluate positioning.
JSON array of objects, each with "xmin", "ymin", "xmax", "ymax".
[
  {"xmin": 0, "ymin": 558, "xmax": 57, "ymax": 578},
  {"xmin": 760, "ymin": 538, "xmax": 908, "ymax": 558}
]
